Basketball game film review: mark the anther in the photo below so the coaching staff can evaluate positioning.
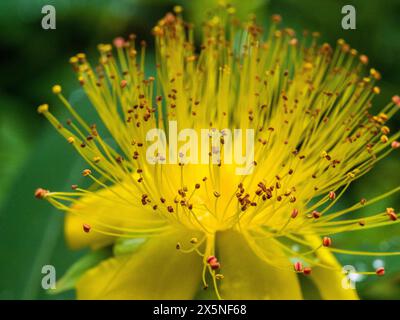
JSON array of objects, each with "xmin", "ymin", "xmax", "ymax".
[
  {"xmin": 294, "ymin": 261, "xmax": 303, "ymax": 272},
  {"xmin": 303, "ymin": 267, "xmax": 312, "ymax": 275},
  {"xmin": 113, "ymin": 37, "xmax": 125, "ymax": 48},
  {"xmin": 34, "ymin": 188, "xmax": 49, "ymax": 199},
  {"xmin": 271, "ymin": 14, "xmax": 282, "ymax": 24},
  {"xmin": 291, "ymin": 208, "xmax": 299, "ymax": 218},
  {"xmin": 376, "ymin": 267, "xmax": 385, "ymax": 276},
  {"xmin": 392, "ymin": 95, "xmax": 400, "ymax": 106},
  {"xmin": 120, "ymin": 80, "xmax": 128, "ymax": 88},
  {"xmin": 167, "ymin": 206, "xmax": 174, "ymax": 213},
  {"xmin": 190, "ymin": 237, "xmax": 198, "ymax": 244},
  {"xmin": 359, "ymin": 54, "xmax": 368, "ymax": 64},
  {"xmin": 52, "ymin": 85, "xmax": 62, "ymax": 94},
  {"xmin": 312, "ymin": 210, "xmax": 321, "ymax": 219},
  {"xmin": 83, "ymin": 224, "xmax": 91, "ymax": 233},
  {"xmin": 381, "ymin": 126, "xmax": 390, "ymax": 135},
  {"xmin": 207, "ymin": 256, "xmax": 220, "ymax": 270},
  {"xmin": 322, "ymin": 237, "xmax": 332, "ymax": 247},
  {"xmin": 329, "ymin": 191, "xmax": 336, "ymax": 200},
  {"xmin": 213, "ymin": 191, "xmax": 220, "ymax": 198},
  {"xmin": 386, "ymin": 208, "xmax": 397, "ymax": 221},
  {"xmin": 380, "ymin": 135, "xmax": 388, "ymax": 143},
  {"xmin": 37, "ymin": 104, "xmax": 49, "ymax": 114},
  {"xmin": 176, "ymin": 242, "xmax": 181, "ymax": 250},
  {"xmin": 215, "ymin": 274, "xmax": 224, "ymax": 280},
  {"xmin": 373, "ymin": 86, "xmax": 380, "ymax": 94},
  {"xmin": 392, "ymin": 141, "xmax": 400, "ymax": 149},
  {"xmin": 82, "ymin": 169, "xmax": 92, "ymax": 176},
  {"xmin": 67, "ymin": 137, "xmax": 75, "ymax": 144}
]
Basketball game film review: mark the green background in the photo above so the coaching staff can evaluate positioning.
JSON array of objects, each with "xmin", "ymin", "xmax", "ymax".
[{"xmin": 0, "ymin": 0, "xmax": 399, "ymax": 299}]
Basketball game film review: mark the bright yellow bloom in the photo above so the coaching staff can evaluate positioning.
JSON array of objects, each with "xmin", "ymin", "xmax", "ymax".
[{"xmin": 37, "ymin": 7, "xmax": 400, "ymax": 300}]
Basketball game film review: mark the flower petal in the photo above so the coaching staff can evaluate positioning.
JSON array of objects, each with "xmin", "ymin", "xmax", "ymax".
[
  {"xmin": 65, "ymin": 182, "xmax": 167, "ymax": 249},
  {"xmin": 305, "ymin": 235, "xmax": 359, "ymax": 300},
  {"xmin": 216, "ymin": 230, "xmax": 302, "ymax": 299},
  {"xmin": 76, "ymin": 229, "xmax": 203, "ymax": 299}
]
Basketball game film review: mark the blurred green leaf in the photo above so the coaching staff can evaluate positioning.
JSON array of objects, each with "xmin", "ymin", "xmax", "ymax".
[
  {"xmin": 113, "ymin": 238, "xmax": 147, "ymax": 256},
  {"xmin": 50, "ymin": 247, "xmax": 112, "ymax": 295}
]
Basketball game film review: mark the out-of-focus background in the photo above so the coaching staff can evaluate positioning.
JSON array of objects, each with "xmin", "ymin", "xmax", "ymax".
[{"xmin": 0, "ymin": 0, "xmax": 399, "ymax": 299}]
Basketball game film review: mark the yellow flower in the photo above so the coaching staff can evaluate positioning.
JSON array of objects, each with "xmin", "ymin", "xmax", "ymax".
[{"xmin": 37, "ymin": 7, "xmax": 400, "ymax": 300}]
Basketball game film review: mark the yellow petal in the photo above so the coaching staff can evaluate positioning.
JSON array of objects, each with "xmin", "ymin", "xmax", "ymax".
[
  {"xmin": 305, "ymin": 235, "xmax": 359, "ymax": 300},
  {"xmin": 65, "ymin": 182, "xmax": 166, "ymax": 249},
  {"xmin": 216, "ymin": 230, "xmax": 302, "ymax": 299},
  {"xmin": 76, "ymin": 229, "xmax": 203, "ymax": 299}
]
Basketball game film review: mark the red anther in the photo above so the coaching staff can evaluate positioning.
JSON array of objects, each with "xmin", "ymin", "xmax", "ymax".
[
  {"xmin": 113, "ymin": 37, "xmax": 125, "ymax": 48},
  {"xmin": 392, "ymin": 95, "xmax": 400, "ymax": 106},
  {"xmin": 291, "ymin": 208, "xmax": 299, "ymax": 219},
  {"xmin": 210, "ymin": 261, "xmax": 220, "ymax": 270},
  {"xmin": 271, "ymin": 14, "xmax": 282, "ymax": 23},
  {"xmin": 207, "ymin": 256, "xmax": 220, "ymax": 270},
  {"xmin": 360, "ymin": 198, "xmax": 367, "ymax": 205},
  {"xmin": 83, "ymin": 224, "xmax": 91, "ymax": 233},
  {"xmin": 329, "ymin": 191, "xmax": 336, "ymax": 200},
  {"xmin": 312, "ymin": 210, "xmax": 321, "ymax": 219},
  {"xmin": 120, "ymin": 79, "xmax": 128, "ymax": 88},
  {"xmin": 392, "ymin": 141, "xmax": 400, "ymax": 149},
  {"xmin": 386, "ymin": 208, "xmax": 397, "ymax": 221},
  {"xmin": 34, "ymin": 188, "xmax": 48, "ymax": 199},
  {"xmin": 207, "ymin": 256, "xmax": 217, "ymax": 264},
  {"xmin": 358, "ymin": 220, "xmax": 366, "ymax": 227},
  {"xmin": 322, "ymin": 236, "xmax": 332, "ymax": 247},
  {"xmin": 71, "ymin": 184, "xmax": 78, "ymax": 190},
  {"xmin": 376, "ymin": 267, "xmax": 385, "ymax": 276},
  {"xmin": 303, "ymin": 267, "xmax": 312, "ymax": 275},
  {"xmin": 388, "ymin": 212, "xmax": 397, "ymax": 221},
  {"xmin": 294, "ymin": 261, "xmax": 303, "ymax": 272}
]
